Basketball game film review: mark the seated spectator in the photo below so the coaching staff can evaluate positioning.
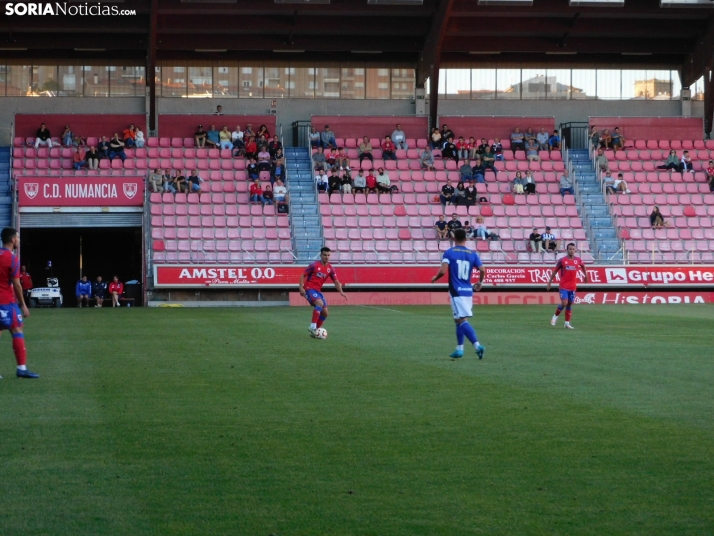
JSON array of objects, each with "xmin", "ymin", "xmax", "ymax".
[
  {"xmin": 271, "ymin": 158, "xmax": 285, "ymax": 185},
  {"xmin": 97, "ymin": 135, "xmax": 110, "ymax": 159},
  {"xmin": 456, "ymin": 137, "xmax": 470, "ymax": 161},
  {"xmin": 365, "ymin": 171, "xmax": 378, "ymax": 194},
  {"xmin": 309, "ymin": 127, "xmax": 321, "ymax": 148},
  {"xmin": 559, "ymin": 170, "xmax": 574, "ymax": 196},
  {"xmin": 272, "ymin": 148, "xmax": 284, "ymax": 166},
  {"xmin": 219, "ymin": 126, "xmax": 233, "ymax": 150},
  {"xmin": 536, "ymin": 128, "xmax": 549, "ymax": 151},
  {"xmin": 510, "ymin": 127, "xmax": 525, "ymax": 156},
  {"xmin": 273, "ymin": 179, "xmax": 288, "ymax": 204},
  {"xmin": 548, "ymin": 130, "xmax": 561, "ymax": 153},
  {"xmin": 492, "ymin": 138, "xmax": 504, "ymax": 161},
  {"xmin": 471, "ymin": 158, "xmax": 486, "ymax": 184},
  {"xmin": 391, "ymin": 124, "xmax": 407, "ymax": 150},
  {"xmin": 268, "ymin": 135, "xmax": 282, "ymax": 157},
  {"xmin": 524, "ymin": 127, "xmax": 536, "ymax": 147},
  {"xmin": 353, "ymin": 170, "xmax": 367, "ymax": 194},
  {"xmin": 613, "ymin": 172, "xmax": 629, "ymax": 194},
  {"xmin": 529, "ymin": 228, "xmax": 544, "ymax": 253},
  {"xmin": 706, "ymin": 160, "xmax": 714, "ymax": 192},
  {"xmin": 163, "ymin": 169, "xmax": 177, "ymax": 193},
  {"xmin": 541, "ymin": 227, "xmax": 560, "ymax": 253},
  {"xmin": 602, "ymin": 170, "xmax": 616, "ymax": 194},
  {"xmin": 440, "ymin": 181, "xmax": 455, "ymax": 206},
  {"xmin": 525, "ymin": 139, "xmax": 540, "ymax": 162},
  {"xmin": 590, "ymin": 126, "xmax": 600, "ymax": 151},
  {"xmin": 441, "ymin": 137, "xmax": 458, "ymax": 163},
  {"xmin": 681, "ymin": 150, "xmax": 695, "ymax": 173},
  {"xmin": 247, "ymin": 158, "xmax": 259, "ymax": 180},
  {"xmin": 611, "ymin": 127, "xmax": 625, "ymax": 151},
  {"xmin": 481, "ymin": 146, "xmax": 497, "ymax": 174},
  {"xmin": 462, "ymin": 220, "xmax": 474, "ymax": 237},
  {"xmin": 523, "ymin": 170, "xmax": 536, "ymax": 195},
  {"xmin": 257, "ymin": 148, "xmax": 271, "ymax": 171},
  {"xmin": 459, "ymin": 161, "xmax": 473, "ymax": 181},
  {"xmin": 599, "ymin": 129, "xmax": 612, "ymax": 150},
  {"xmin": 512, "ymin": 171, "xmax": 525, "ymax": 194},
  {"xmin": 658, "ymin": 149, "xmax": 681, "ymax": 172},
  {"xmin": 34, "ymin": 123, "xmax": 53, "ymax": 149},
  {"xmin": 194, "ymin": 125, "xmax": 207, "ymax": 148},
  {"xmin": 595, "ymin": 148, "xmax": 609, "ymax": 172},
  {"xmin": 148, "ymin": 168, "xmax": 163, "ymax": 193},
  {"xmin": 463, "ymin": 181, "xmax": 478, "ymax": 207},
  {"xmin": 326, "ymin": 147, "xmax": 338, "ymax": 168},
  {"xmin": 108, "ymin": 134, "xmax": 126, "ymax": 161},
  {"xmin": 256, "ymin": 124, "xmax": 271, "ymax": 141},
  {"xmin": 477, "ymin": 138, "xmax": 489, "ymax": 156},
  {"xmin": 92, "ymin": 276, "xmax": 107, "ymax": 308},
  {"xmin": 244, "ymin": 124, "xmax": 255, "ymax": 139},
  {"xmin": 453, "ymin": 182, "xmax": 466, "ymax": 206},
  {"xmin": 232, "ymin": 124, "xmax": 244, "ymax": 146},
  {"xmin": 188, "ymin": 170, "xmax": 203, "ymax": 193},
  {"xmin": 72, "ymin": 146, "xmax": 86, "ymax": 170},
  {"xmin": 468, "ymin": 137, "xmax": 478, "ymax": 160},
  {"xmin": 381, "ymin": 136, "xmax": 397, "ymax": 161},
  {"xmin": 174, "ymin": 169, "xmax": 187, "ymax": 193},
  {"xmin": 434, "ymin": 215, "xmax": 449, "ymax": 241},
  {"xmin": 215, "ymin": 105, "xmax": 223, "ymax": 115},
  {"xmin": 328, "ymin": 173, "xmax": 342, "ymax": 196},
  {"xmin": 474, "ymin": 216, "xmax": 499, "ymax": 241},
  {"xmin": 135, "ymin": 126, "xmax": 145, "ymax": 148},
  {"xmin": 109, "ymin": 276, "xmax": 124, "ymax": 307},
  {"xmin": 376, "ymin": 168, "xmax": 391, "ymax": 193},
  {"xmin": 341, "ymin": 171, "xmax": 353, "ymax": 194},
  {"xmin": 336, "ymin": 148, "xmax": 350, "ymax": 171},
  {"xmin": 440, "ymin": 124, "xmax": 455, "ymax": 145},
  {"xmin": 430, "ymin": 128, "xmax": 442, "ymax": 149},
  {"xmin": 123, "ymin": 124, "xmax": 136, "ymax": 148},
  {"xmin": 315, "ymin": 169, "xmax": 328, "ymax": 193},
  {"xmin": 650, "ymin": 206, "xmax": 667, "ymax": 229},
  {"xmin": 312, "ymin": 146, "xmax": 326, "ymax": 171},
  {"xmin": 358, "ymin": 137, "xmax": 373, "ymax": 164},
  {"xmin": 206, "ymin": 125, "xmax": 220, "ymax": 148},
  {"xmin": 321, "ymin": 125, "xmax": 337, "ymax": 149},
  {"xmin": 249, "ymin": 178, "xmax": 266, "ymax": 204},
  {"xmin": 419, "ymin": 145, "xmax": 435, "ymax": 171},
  {"xmin": 263, "ymin": 185, "xmax": 274, "ymax": 205},
  {"xmin": 244, "ymin": 137, "xmax": 258, "ymax": 160},
  {"xmin": 85, "ymin": 146, "xmax": 100, "ymax": 170},
  {"xmin": 447, "ymin": 213, "xmax": 462, "ymax": 239},
  {"xmin": 62, "ymin": 125, "xmax": 74, "ymax": 147},
  {"xmin": 76, "ymin": 275, "xmax": 91, "ymax": 307}
]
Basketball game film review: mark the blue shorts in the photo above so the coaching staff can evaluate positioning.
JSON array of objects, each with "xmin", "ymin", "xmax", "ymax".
[
  {"xmin": 190, "ymin": 182, "xmax": 201, "ymax": 192},
  {"xmin": 0, "ymin": 303, "xmax": 23, "ymax": 331},
  {"xmin": 305, "ymin": 290, "xmax": 327, "ymax": 307},
  {"xmin": 559, "ymin": 290, "xmax": 576, "ymax": 303}
]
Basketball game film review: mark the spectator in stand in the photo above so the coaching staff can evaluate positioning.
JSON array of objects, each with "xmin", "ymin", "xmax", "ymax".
[
  {"xmin": 97, "ymin": 136, "xmax": 110, "ymax": 159},
  {"xmin": 358, "ymin": 137, "xmax": 373, "ymax": 164},
  {"xmin": 244, "ymin": 137, "xmax": 258, "ymax": 160},
  {"xmin": 257, "ymin": 147, "xmax": 271, "ymax": 171},
  {"xmin": 391, "ymin": 124, "xmax": 407, "ymax": 150},
  {"xmin": 309, "ymin": 127, "xmax": 321, "ymax": 148},
  {"xmin": 109, "ymin": 276, "xmax": 123, "ymax": 307},
  {"xmin": 108, "ymin": 134, "xmax": 126, "ymax": 161},
  {"xmin": 92, "ymin": 276, "xmax": 107, "ymax": 308},
  {"xmin": 247, "ymin": 158, "xmax": 259, "ymax": 180},
  {"xmin": 481, "ymin": 146, "xmax": 497, "ymax": 175},
  {"xmin": 541, "ymin": 227, "xmax": 560, "ymax": 253},
  {"xmin": 272, "ymin": 148, "xmax": 284, "ymax": 167},
  {"xmin": 548, "ymin": 130, "xmax": 561, "ymax": 153},
  {"xmin": 525, "ymin": 139, "xmax": 540, "ymax": 162},
  {"xmin": 163, "ymin": 169, "xmax": 177, "ymax": 193},
  {"xmin": 419, "ymin": 145, "xmax": 435, "ymax": 171},
  {"xmin": 524, "ymin": 127, "xmax": 537, "ymax": 147},
  {"xmin": 456, "ymin": 137, "xmax": 470, "ymax": 161},
  {"xmin": 19, "ymin": 266, "xmax": 32, "ymax": 303},
  {"xmin": 529, "ymin": 228, "xmax": 544, "ymax": 253},
  {"xmin": 523, "ymin": 170, "xmax": 536, "ymax": 195},
  {"xmin": 381, "ymin": 136, "xmax": 397, "ymax": 161},
  {"xmin": 244, "ymin": 124, "xmax": 255, "ymax": 139},
  {"xmin": 595, "ymin": 148, "xmax": 609, "ymax": 172},
  {"xmin": 188, "ymin": 170, "xmax": 203, "ymax": 194},
  {"xmin": 474, "ymin": 216, "xmax": 499, "ymax": 241},
  {"xmin": 268, "ymin": 135, "xmax": 282, "ymax": 157},
  {"xmin": 215, "ymin": 105, "xmax": 223, "ymax": 115},
  {"xmin": 611, "ymin": 127, "xmax": 625, "ymax": 152},
  {"xmin": 341, "ymin": 171, "xmax": 353, "ymax": 194},
  {"xmin": 256, "ymin": 124, "xmax": 270, "ymax": 142},
  {"xmin": 336, "ymin": 148, "xmax": 350, "ymax": 171},
  {"xmin": 612, "ymin": 173, "xmax": 629, "ymax": 194},
  {"xmin": 148, "ymin": 168, "xmax": 163, "ymax": 193},
  {"xmin": 273, "ymin": 179, "xmax": 288, "ymax": 204},
  {"xmin": 599, "ymin": 129, "xmax": 612, "ymax": 150},
  {"xmin": 321, "ymin": 125, "xmax": 337, "ymax": 149},
  {"xmin": 315, "ymin": 169, "xmax": 328, "ymax": 193},
  {"xmin": 440, "ymin": 181, "xmax": 455, "ymax": 206},
  {"xmin": 365, "ymin": 170, "xmax": 378, "ymax": 194},
  {"xmin": 249, "ymin": 178, "xmax": 266, "ymax": 204},
  {"xmin": 536, "ymin": 128, "xmax": 549, "ymax": 151},
  {"xmin": 435, "ymin": 215, "xmax": 449, "ymax": 241},
  {"xmin": 76, "ymin": 275, "xmax": 92, "ymax": 308},
  {"xmin": 559, "ymin": 170, "xmax": 574, "ymax": 196},
  {"xmin": 328, "ymin": 172, "xmax": 341, "ymax": 196},
  {"xmin": 453, "ymin": 182, "xmax": 466, "ymax": 206},
  {"xmin": 650, "ymin": 206, "xmax": 667, "ymax": 229},
  {"xmin": 135, "ymin": 127, "xmax": 145, "ymax": 148},
  {"xmin": 462, "ymin": 220, "xmax": 474, "ymax": 237},
  {"xmin": 219, "ymin": 126, "xmax": 233, "ymax": 150},
  {"xmin": 174, "ymin": 169, "xmax": 187, "ymax": 193},
  {"xmin": 602, "ymin": 170, "xmax": 616, "ymax": 194},
  {"xmin": 441, "ymin": 137, "xmax": 458, "ymax": 163},
  {"xmin": 376, "ymin": 168, "xmax": 391, "ymax": 193},
  {"xmin": 510, "ymin": 127, "xmax": 525, "ymax": 156},
  {"xmin": 206, "ymin": 125, "xmax": 220, "ymax": 148},
  {"xmin": 34, "ymin": 123, "xmax": 53, "ymax": 149},
  {"xmin": 471, "ymin": 157, "xmax": 486, "ymax": 184},
  {"xmin": 463, "ymin": 181, "xmax": 478, "ymax": 207},
  {"xmin": 492, "ymin": 138, "xmax": 504, "ymax": 161},
  {"xmin": 658, "ymin": 149, "xmax": 681, "ymax": 171},
  {"xmin": 232, "ymin": 124, "xmax": 244, "ymax": 147},
  {"xmin": 512, "ymin": 171, "xmax": 525, "ymax": 194},
  {"xmin": 263, "ymin": 185, "xmax": 274, "ymax": 205},
  {"xmin": 430, "ymin": 128, "xmax": 442, "ymax": 149},
  {"xmin": 459, "ymin": 161, "xmax": 473, "ymax": 182},
  {"xmin": 123, "ymin": 124, "xmax": 136, "ymax": 148},
  {"xmin": 440, "ymin": 124, "xmax": 455, "ymax": 145},
  {"xmin": 353, "ymin": 170, "xmax": 367, "ymax": 194},
  {"xmin": 62, "ymin": 125, "xmax": 74, "ymax": 147},
  {"xmin": 468, "ymin": 137, "xmax": 478, "ymax": 160},
  {"xmin": 706, "ymin": 160, "xmax": 714, "ymax": 192},
  {"xmin": 312, "ymin": 147, "xmax": 327, "ymax": 171},
  {"xmin": 194, "ymin": 125, "xmax": 207, "ymax": 148},
  {"xmin": 72, "ymin": 146, "xmax": 86, "ymax": 170},
  {"xmin": 477, "ymin": 138, "xmax": 490, "ymax": 156},
  {"xmin": 325, "ymin": 147, "xmax": 338, "ymax": 170},
  {"xmin": 590, "ymin": 126, "xmax": 600, "ymax": 151},
  {"xmin": 447, "ymin": 213, "xmax": 462, "ymax": 239},
  {"xmin": 271, "ymin": 158, "xmax": 285, "ymax": 186},
  {"xmin": 681, "ymin": 151, "xmax": 695, "ymax": 173}
]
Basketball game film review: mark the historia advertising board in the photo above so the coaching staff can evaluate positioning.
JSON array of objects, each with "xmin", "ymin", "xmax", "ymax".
[{"xmin": 18, "ymin": 177, "xmax": 144, "ymax": 206}]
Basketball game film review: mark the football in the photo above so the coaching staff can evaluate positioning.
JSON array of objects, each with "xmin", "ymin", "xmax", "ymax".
[{"xmin": 316, "ymin": 328, "xmax": 328, "ymax": 339}]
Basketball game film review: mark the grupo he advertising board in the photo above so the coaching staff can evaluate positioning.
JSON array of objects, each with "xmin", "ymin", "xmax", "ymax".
[
  {"xmin": 153, "ymin": 265, "xmax": 714, "ymax": 288},
  {"xmin": 18, "ymin": 177, "xmax": 144, "ymax": 207}
]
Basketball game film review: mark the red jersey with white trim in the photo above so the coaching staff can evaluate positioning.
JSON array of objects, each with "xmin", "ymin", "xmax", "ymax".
[
  {"xmin": 554, "ymin": 256, "xmax": 585, "ymax": 291},
  {"xmin": 303, "ymin": 261, "xmax": 337, "ymax": 292},
  {"xmin": 0, "ymin": 248, "xmax": 19, "ymax": 304}
]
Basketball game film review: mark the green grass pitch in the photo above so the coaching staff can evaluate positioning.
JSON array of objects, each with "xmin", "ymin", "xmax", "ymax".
[{"xmin": 1, "ymin": 304, "xmax": 713, "ymax": 535}]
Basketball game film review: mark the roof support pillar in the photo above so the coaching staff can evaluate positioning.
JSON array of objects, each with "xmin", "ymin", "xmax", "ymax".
[
  {"xmin": 147, "ymin": 0, "xmax": 158, "ymax": 135},
  {"xmin": 705, "ymin": 70, "xmax": 714, "ymax": 138}
]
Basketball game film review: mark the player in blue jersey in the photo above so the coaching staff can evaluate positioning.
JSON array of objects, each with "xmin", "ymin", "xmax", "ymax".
[{"xmin": 431, "ymin": 228, "xmax": 486, "ymax": 359}]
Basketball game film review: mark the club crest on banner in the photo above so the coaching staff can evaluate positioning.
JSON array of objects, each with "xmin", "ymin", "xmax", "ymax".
[
  {"xmin": 123, "ymin": 182, "xmax": 138, "ymax": 199},
  {"xmin": 24, "ymin": 183, "xmax": 39, "ymax": 199}
]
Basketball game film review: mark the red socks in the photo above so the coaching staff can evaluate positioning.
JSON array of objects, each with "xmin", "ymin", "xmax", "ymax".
[
  {"xmin": 311, "ymin": 309, "xmax": 321, "ymax": 324},
  {"xmin": 12, "ymin": 335, "xmax": 27, "ymax": 366},
  {"xmin": 565, "ymin": 309, "xmax": 572, "ymax": 322}
]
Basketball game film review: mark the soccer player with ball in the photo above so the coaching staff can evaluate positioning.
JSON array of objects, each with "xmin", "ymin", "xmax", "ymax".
[{"xmin": 298, "ymin": 247, "xmax": 346, "ymax": 339}]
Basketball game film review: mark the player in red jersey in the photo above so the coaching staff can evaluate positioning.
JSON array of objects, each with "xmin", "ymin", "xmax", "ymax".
[
  {"xmin": 0, "ymin": 228, "xmax": 38, "ymax": 378},
  {"xmin": 298, "ymin": 247, "xmax": 347, "ymax": 337},
  {"xmin": 546, "ymin": 242, "xmax": 588, "ymax": 329}
]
